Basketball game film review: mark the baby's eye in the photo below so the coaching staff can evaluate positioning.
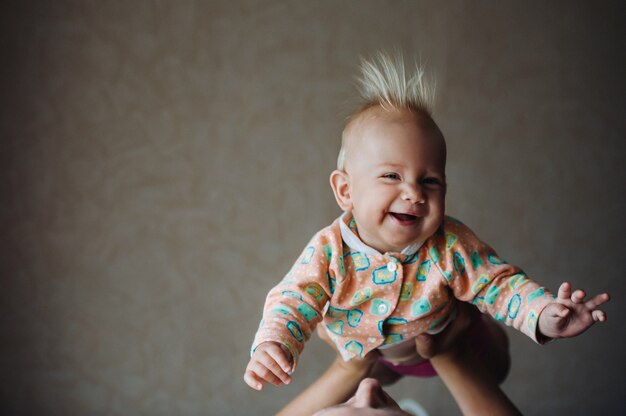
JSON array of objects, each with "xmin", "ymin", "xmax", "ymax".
[
  {"xmin": 381, "ymin": 173, "xmax": 401, "ymax": 180},
  {"xmin": 422, "ymin": 177, "xmax": 443, "ymax": 187}
]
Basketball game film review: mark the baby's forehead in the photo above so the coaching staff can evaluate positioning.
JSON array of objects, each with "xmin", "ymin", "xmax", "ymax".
[
  {"xmin": 339, "ymin": 106, "xmax": 447, "ymax": 171},
  {"xmin": 345, "ymin": 106, "xmax": 436, "ymax": 137},
  {"xmin": 343, "ymin": 107, "xmax": 444, "ymax": 149}
]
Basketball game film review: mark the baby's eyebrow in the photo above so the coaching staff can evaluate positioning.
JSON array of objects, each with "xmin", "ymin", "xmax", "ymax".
[{"xmin": 376, "ymin": 162, "xmax": 404, "ymax": 169}]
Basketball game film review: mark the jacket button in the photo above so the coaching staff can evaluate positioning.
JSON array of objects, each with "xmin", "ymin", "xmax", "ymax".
[
  {"xmin": 387, "ymin": 262, "xmax": 397, "ymax": 272},
  {"xmin": 377, "ymin": 303, "xmax": 388, "ymax": 314}
]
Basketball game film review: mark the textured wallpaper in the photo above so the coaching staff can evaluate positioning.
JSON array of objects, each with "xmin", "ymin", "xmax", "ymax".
[{"xmin": 1, "ymin": 1, "xmax": 624, "ymax": 415}]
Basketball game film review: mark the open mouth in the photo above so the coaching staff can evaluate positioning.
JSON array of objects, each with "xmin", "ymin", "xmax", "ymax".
[{"xmin": 389, "ymin": 212, "xmax": 419, "ymax": 224}]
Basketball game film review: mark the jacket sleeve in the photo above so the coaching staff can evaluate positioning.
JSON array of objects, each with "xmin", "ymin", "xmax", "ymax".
[
  {"xmin": 251, "ymin": 230, "xmax": 337, "ymax": 368},
  {"xmin": 429, "ymin": 217, "xmax": 555, "ymax": 343}
]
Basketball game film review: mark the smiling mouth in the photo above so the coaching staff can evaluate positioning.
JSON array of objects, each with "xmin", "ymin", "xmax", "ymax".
[{"xmin": 389, "ymin": 212, "xmax": 420, "ymax": 224}]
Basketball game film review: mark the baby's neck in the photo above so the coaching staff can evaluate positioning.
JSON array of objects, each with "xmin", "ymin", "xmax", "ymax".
[{"xmin": 340, "ymin": 212, "xmax": 422, "ymax": 256}]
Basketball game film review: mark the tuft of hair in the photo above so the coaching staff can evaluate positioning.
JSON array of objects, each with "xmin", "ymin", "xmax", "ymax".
[
  {"xmin": 356, "ymin": 52, "xmax": 435, "ymax": 116},
  {"xmin": 337, "ymin": 52, "xmax": 436, "ymax": 170}
]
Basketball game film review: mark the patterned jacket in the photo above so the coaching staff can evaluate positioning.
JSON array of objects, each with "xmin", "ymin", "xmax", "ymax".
[{"xmin": 252, "ymin": 213, "xmax": 553, "ymax": 367}]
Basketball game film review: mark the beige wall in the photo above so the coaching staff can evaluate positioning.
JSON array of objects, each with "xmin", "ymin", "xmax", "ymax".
[{"xmin": 1, "ymin": 1, "xmax": 624, "ymax": 414}]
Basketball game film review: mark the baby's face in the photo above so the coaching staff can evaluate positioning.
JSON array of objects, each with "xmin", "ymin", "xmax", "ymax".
[{"xmin": 338, "ymin": 107, "xmax": 446, "ymax": 254}]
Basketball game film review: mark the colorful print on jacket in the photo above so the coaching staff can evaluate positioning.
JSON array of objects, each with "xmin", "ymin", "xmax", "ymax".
[{"xmin": 252, "ymin": 214, "xmax": 554, "ymax": 368}]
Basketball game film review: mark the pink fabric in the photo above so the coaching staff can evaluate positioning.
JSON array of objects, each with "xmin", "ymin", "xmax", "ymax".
[{"xmin": 379, "ymin": 355, "xmax": 438, "ymax": 378}]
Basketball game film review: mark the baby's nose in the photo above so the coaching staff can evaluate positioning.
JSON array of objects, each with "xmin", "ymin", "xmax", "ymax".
[{"xmin": 402, "ymin": 183, "xmax": 424, "ymax": 204}]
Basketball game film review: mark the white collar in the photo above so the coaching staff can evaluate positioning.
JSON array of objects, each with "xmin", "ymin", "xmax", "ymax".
[{"xmin": 339, "ymin": 212, "xmax": 423, "ymax": 257}]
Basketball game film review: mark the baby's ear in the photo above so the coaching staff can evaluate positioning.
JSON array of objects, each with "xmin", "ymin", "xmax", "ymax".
[{"xmin": 329, "ymin": 170, "xmax": 352, "ymax": 211}]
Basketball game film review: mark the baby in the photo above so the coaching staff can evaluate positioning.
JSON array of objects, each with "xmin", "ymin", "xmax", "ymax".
[{"xmin": 244, "ymin": 53, "xmax": 610, "ymax": 392}]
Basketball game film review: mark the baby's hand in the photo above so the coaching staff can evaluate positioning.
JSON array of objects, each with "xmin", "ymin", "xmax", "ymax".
[
  {"xmin": 538, "ymin": 282, "xmax": 610, "ymax": 340},
  {"xmin": 244, "ymin": 342, "xmax": 293, "ymax": 391}
]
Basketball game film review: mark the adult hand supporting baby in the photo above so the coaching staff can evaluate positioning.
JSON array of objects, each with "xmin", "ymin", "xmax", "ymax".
[
  {"xmin": 276, "ymin": 327, "xmax": 379, "ymax": 416},
  {"xmin": 416, "ymin": 305, "xmax": 521, "ymax": 415},
  {"xmin": 414, "ymin": 302, "xmax": 473, "ymax": 360},
  {"xmin": 277, "ymin": 304, "xmax": 477, "ymax": 416},
  {"xmin": 537, "ymin": 282, "xmax": 610, "ymax": 340}
]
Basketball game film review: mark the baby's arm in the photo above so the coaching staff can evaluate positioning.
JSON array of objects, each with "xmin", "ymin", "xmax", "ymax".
[
  {"xmin": 247, "ymin": 229, "xmax": 336, "ymax": 390},
  {"xmin": 537, "ymin": 282, "xmax": 610, "ymax": 340},
  {"xmin": 244, "ymin": 341, "xmax": 293, "ymax": 391}
]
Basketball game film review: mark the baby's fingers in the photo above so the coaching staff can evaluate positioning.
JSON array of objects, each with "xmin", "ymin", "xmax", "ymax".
[
  {"xmin": 557, "ymin": 282, "xmax": 572, "ymax": 300},
  {"xmin": 246, "ymin": 363, "xmax": 282, "ymax": 389},
  {"xmin": 557, "ymin": 282, "xmax": 586, "ymax": 303},
  {"xmin": 266, "ymin": 345, "xmax": 294, "ymax": 375},
  {"xmin": 258, "ymin": 348, "xmax": 292, "ymax": 384},
  {"xmin": 592, "ymin": 310, "xmax": 607, "ymax": 322},
  {"xmin": 244, "ymin": 368, "xmax": 266, "ymax": 391},
  {"xmin": 571, "ymin": 289, "xmax": 586, "ymax": 303},
  {"xmin": 246, "ymin": 359, "xmax": 291, "ymax": 388},
  {"xmin": 585, "ymin": 292, "xmax": 611, "ymax": 310}
]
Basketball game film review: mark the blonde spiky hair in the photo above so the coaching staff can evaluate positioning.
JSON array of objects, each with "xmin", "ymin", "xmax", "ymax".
[
  {"xmin": 357, "ymin": 52, "xmax": 435, "ymax": 115},
  {"xmin": 337, "ymin": 52, "xmax": 437, "ymax": 170}
]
